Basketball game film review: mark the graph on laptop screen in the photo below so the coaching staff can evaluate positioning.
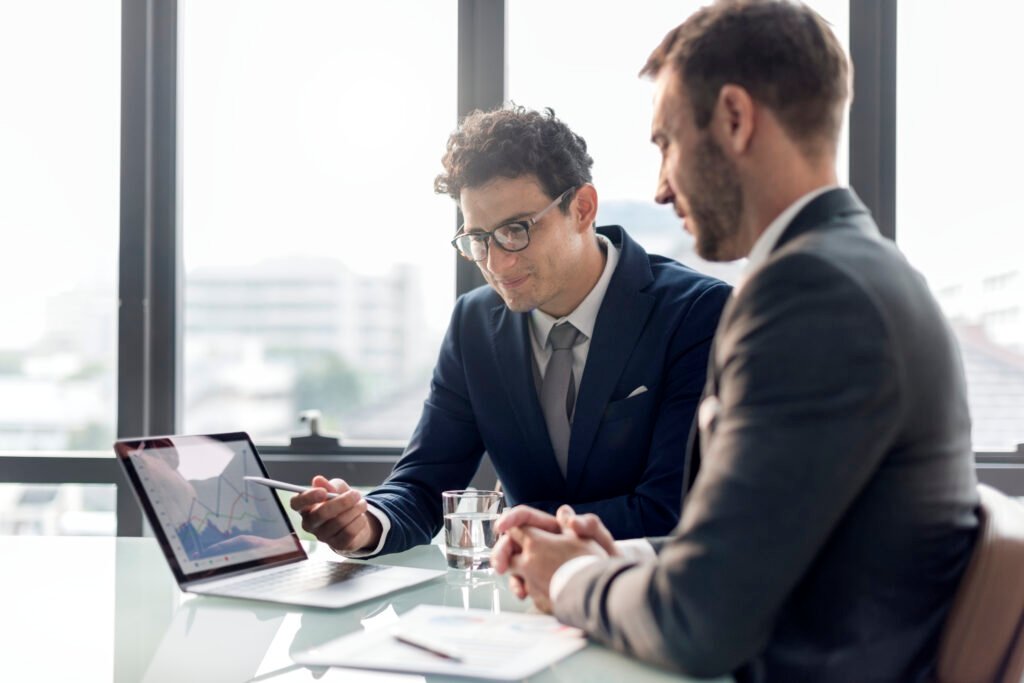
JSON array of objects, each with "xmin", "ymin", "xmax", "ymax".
[{"xmin": 125, "ymin": 435, "xmax": 298, "ymax": 573}]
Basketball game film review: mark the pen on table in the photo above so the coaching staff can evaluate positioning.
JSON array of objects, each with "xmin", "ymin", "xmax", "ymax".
[{"xmin": 392, "ymin": 631, "xmax": 465, "ymax": 663}]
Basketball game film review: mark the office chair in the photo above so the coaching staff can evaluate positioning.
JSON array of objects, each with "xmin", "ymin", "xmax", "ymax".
[{"xmin": 936, "ymin": 483, "xmax": 1024, "ymax": 683}]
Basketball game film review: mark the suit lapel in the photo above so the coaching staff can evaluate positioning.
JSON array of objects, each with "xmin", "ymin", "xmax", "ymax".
[
  {"xmin": 684, "ymin": 292, "xmax": 732, "ymax": 496},
  {"xmin": 565, "ymin": 227, "xmax": 655, "ymax": 494},
  {"xmin": 685, "ymin": 188, "xmax": 871, "ymax": 489},
  {"xmin": 490, "ymin": 304, "xmax": 560, "ymax": 476},
  {"xmin": 773, "ymin": 187, "xmax": 871, "ymax": 253}
]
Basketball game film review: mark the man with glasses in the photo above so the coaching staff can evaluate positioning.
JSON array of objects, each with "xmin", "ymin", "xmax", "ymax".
[{"xmin": 290, "ymin": 106, "xmax": 730, "ymax": 557}]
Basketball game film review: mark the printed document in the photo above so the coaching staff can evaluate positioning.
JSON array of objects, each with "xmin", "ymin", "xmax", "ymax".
[{"xmin": 292, "ymin": 605, "xmax": 587, "ymax": 679}]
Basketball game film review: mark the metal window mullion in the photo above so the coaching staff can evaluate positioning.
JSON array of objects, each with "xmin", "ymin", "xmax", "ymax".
[
  {"xmin": 454, "ymin": 0, "xmax": 505, "ymax": 297},
  {"xmin": 117, "ymin": 0, "xmax": 179, "ymax": 536},
  {"xmin": 849, "ymin": 0, "xmax": 897, "ymax": 241}
]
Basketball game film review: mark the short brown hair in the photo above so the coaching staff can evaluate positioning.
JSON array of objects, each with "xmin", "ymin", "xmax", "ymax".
[
  {"xmin": 434, "ymin": 106, "xmax": 593, "ymax": 208},
  {"xmin": 641, "ymin": 0, "xmax": 849, "ymax": 156}
]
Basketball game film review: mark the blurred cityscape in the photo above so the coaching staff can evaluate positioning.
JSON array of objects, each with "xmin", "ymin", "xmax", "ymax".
[
  {"xmin": 2, "ymin": 200, "xmax": 1023, "ymax": 535},
  {"xmin": 183, "ymin": 259, "xmax": 440, "ymax": 443}
]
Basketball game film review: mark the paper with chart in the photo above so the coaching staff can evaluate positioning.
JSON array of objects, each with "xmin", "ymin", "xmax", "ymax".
[{"xmin": 293, "ymin": 605, "xmax": 587, "ymax": 679}]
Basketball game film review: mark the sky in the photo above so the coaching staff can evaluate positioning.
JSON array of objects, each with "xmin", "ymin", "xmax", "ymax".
[{"xmin": 1, "ymin": 0, "xmax": 1021, "ymax": 352}]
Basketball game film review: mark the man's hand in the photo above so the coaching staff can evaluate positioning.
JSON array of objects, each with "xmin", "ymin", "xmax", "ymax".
[
  {"xmin": 289, "ymin": 475, "xmax": 382, "ymax": 552},
  {"xmin": 492, "ymin": 504, "xmax": 618, "ymax": 611},
  {"xmin": 506, "ymin": 525, "xmax": 609, "ymax": 613},
  {"xmin": 491, "ymin": 506, "xmax": 560, "ymax": 575}
]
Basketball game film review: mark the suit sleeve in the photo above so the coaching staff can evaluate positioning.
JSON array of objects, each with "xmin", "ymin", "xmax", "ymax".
[
  {"xmin": 364, "ymin": 296, "xmax": 486, "ymax": 555},
  {"xmin": 547, "ymin": 281, "xmax": 732, "ymax": 538},
  {"xmin": 553, "ymin": 254, "xmax": 902, "ymax": 677}
]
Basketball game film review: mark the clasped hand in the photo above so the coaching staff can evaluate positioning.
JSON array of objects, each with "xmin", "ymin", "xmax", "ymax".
[{"xmin": 491, "ymin": 504, "xmax": 618, "ymax": 613}]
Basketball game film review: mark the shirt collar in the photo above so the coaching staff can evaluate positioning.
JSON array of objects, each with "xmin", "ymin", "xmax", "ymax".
[
  {"xmin": 739, "ymin": 185, "xmax": 839, "ymax": 291},
  {"xmin": 530, "ymin": 233, "xmax": 618, "ymax": 346}
]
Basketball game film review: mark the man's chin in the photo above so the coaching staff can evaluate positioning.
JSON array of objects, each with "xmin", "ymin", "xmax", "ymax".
[
  {"xmin": 695, "ymin": 232, "xmax": 745, "ymax": 262},
  {"xmin": 492, "ymin": 289, "xmax": 535, "ymax": 313},
  {"xmin": 696, "ymin": 240, "xmax": 745, "ymax": 262},
  {"xmin": 501, "ymin": 298, "xmax": 535, "ymax": 313}
]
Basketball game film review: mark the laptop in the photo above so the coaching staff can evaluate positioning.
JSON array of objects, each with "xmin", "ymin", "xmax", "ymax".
[{"xmin": 114, "ymin": 431, "xmax": 443, "ymax": 608}]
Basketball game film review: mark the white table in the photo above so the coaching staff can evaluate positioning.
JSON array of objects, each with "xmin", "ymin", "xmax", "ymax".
[{"xmin": 0, "ymin": 535, "xmax": 732, "ymax": 682}]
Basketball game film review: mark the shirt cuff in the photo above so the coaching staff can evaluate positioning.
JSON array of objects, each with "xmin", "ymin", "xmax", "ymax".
[
  {"xmin": 548, "ymin": 538, "xmax": 655, "ymax": 601},
  {"xmin": 550, "ymin": 555, "xmax": 601, "ymax": 602},
  {"xmin": 335, "ymin": 502, "xmax": 391, "ymax": 558},
  {"xmin": 614, "ymin": 537, "xmax": 657, "ymax": 561}
]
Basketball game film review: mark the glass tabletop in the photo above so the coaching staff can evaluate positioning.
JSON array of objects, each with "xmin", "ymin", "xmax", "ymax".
[{"xmin": 0, "ymin": 535, "xmax": 731, "ymax": 682}]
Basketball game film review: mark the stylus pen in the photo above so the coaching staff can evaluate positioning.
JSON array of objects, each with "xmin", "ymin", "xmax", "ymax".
[
  {"xmin": 243, "ymin": 476, "xmax": 340, "ymax": 499},
  {"xmin": 392, "ymin": 631, "xmax": 465, "ymax": 662}
]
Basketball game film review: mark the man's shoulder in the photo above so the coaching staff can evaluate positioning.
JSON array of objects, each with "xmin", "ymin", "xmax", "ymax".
[
  {"xmin": 604, "ymin": 225, "xmax": 730, "ymax": 296},
  {"xmin": 643, "ymin": 252, "xmax": 732, "ymax": 310},
  {"xmin": 763, "ymin": 223, "xmax": 920, "ymax": 309}
]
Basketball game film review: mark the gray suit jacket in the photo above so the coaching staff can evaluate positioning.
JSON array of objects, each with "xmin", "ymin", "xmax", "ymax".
[{"xmin": 554, "ymin": 189, "xmax": 979, "ymax": 683}]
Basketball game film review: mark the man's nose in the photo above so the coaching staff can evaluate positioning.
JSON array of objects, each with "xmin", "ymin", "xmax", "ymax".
[
  {"xmin": 483, "ymin": 241, "xmax": 517, "ymax": 273},
  {"xmin": 654, "ymin": 165, "xmax": 673, "ymax": 205}
]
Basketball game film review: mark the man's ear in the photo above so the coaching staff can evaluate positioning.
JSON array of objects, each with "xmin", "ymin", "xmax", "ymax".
[
  {"xmin": 714, "ymin": 84, "xmax": 755, "ymax": 156},
  {"xmin": 572, "ymin": 183, "xmax": 599, "ymax": 231}
]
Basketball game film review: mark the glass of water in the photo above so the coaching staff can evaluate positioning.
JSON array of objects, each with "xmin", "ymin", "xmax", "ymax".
[{"xmin": 442, "ymin": 489, "xmax": 504, "ymax": 572}]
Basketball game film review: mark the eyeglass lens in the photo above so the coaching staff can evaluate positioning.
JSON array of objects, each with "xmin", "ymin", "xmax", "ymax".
[{"xmin": 457, "ymin": 224, "xmax": 529, "ymax": 261}]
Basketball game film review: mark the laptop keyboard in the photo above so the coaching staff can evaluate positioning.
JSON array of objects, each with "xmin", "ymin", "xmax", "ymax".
[{"xmin": 223, "ymin": 561, "xmax": 387, "ymax": 597}]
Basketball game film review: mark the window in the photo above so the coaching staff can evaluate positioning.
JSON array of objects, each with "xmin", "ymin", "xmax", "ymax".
[
  {"xmin": 0, "ymin": 2, "xmax": 119, "ymax": 535},
  {"xmin": 180, "ymin": 1, "xmax": 457, "ymax": 443},
  {"xmin": 897, "ymin": 2, "xmax": 1024, "ymax": 452},
  {"xmin": 0, "ymin": 2, "xmax": 119, "ymax": 452},
  {"xmin": 507, "ymin": 0, "xmax": 850, "ymax": 286}
]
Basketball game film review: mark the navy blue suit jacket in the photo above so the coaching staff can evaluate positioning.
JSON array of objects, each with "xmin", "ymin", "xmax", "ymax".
[{"xmin": 367, "ymin": 226, "xmax": 730, "ymax": 555}]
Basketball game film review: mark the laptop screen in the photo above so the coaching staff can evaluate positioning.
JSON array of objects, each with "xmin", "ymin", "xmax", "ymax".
[{"xmin": 115, "ymin": 433, "xmax": 306, "ymax": 583}]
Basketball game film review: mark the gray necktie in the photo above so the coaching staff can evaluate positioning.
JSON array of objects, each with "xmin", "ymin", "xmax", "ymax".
[{"xmin": 541, "ymin": 322, "xmax": 582, "ymax": 477}]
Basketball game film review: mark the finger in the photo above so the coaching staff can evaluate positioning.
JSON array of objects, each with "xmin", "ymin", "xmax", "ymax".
[
  {"xmin": 567, "ymin": 513, "xmax": 617, "ymax": 555},
  {"xmin": 314, "ymin": 476, "xmax": 350, "ymax": 494},
  {"xmin": 490, "ymin": 534, "xmax": 520, "ymax": 574},
  {"xmin": 324, "ymin": 513, "xmax": 369, "ymax": 550},
  {"xmin": 290, "ymin": 487, "xmax": 329, "ymax": 511},
  {"xmin": 555, "ymin": 504, "xmax": 576, "ymax": 528},
  {"xmin": 495, "ymin": 506, "xmax": 561, "ymax": 535},
  {"xmin": 509, "ymin": 551, "xmax": 526, "ymax": 574},
  {"xmin": 325, "ymin": 497, "xmax": 370, "ymax": 532},
  {"xmin": 508, "ymin": 574, "xmax": 528, "ymax": 600},
  {"xmin": 506, "ymin": 525, "xmax": 532, "ymax": 549},
  {"xmin": 335, "ymin": 509, "xmax": 371, "ymax": 544},
  {"xmin": 302, "ymin": 489, "xmax": 363, "ymax": 534}
]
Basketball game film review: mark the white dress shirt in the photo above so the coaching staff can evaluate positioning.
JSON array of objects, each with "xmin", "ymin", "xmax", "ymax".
[
  {"xmin": 528, "ymin": 233, "xmax": 619, "ymax": 393},
  {"xmin": 348, "ymin": 234, "xmax": 621, "ymax": 558},
  {"xmin": 550, "ymin": 185, "xmax": 841, "ymax": 601},
  {"xmin": 735, "ymin": 185, "xmax": 838, "ymax": 294}
]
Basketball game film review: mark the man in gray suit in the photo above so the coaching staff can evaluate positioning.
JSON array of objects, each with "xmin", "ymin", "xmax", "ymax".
[{"xmin": 491, "ymin": 1, "xmax": 979, "ymax": 681}]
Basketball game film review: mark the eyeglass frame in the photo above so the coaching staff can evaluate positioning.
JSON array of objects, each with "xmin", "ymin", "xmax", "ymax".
[{"xmin": 450, "ymin": 186, "xmax": 578, "ymax": 262}]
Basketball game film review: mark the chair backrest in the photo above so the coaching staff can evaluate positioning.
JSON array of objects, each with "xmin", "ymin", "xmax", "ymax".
[{"xmin": 937, "ymin": 484, "xmax": 1024, "ymax": 683}]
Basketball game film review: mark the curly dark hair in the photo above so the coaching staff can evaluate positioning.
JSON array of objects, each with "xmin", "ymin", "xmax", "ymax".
[{"xmin": 434, "ymin": 106, "xmax": 593, "ymax": 211}]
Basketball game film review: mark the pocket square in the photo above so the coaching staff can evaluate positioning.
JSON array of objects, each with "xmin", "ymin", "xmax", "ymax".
[{"xmin": 626, "ymin": 385, "xmax": 648, "ymax": 398}]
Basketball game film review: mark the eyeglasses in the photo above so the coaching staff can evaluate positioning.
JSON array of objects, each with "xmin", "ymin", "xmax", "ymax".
[{"xmin": 451, "ymin": 187, "xmax": 576, "ymax": 262}]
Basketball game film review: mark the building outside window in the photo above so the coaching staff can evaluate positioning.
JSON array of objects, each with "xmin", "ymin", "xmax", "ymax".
[
  {"xmin": 180, "ymin": 0, "xmax": 458, "ymax": 444},
  {"xmin": 0, "ymin": 1, "xmax": 120, "ymax": 535}
]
